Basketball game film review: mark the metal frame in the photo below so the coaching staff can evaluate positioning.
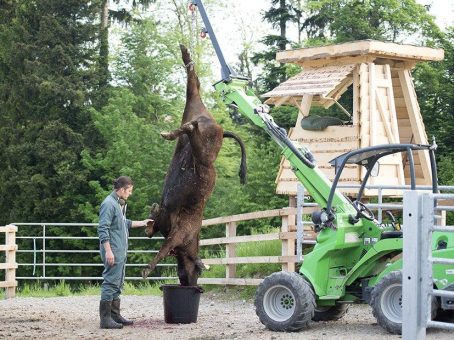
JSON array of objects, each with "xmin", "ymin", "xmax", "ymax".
[
  {"xmin": 326, "ymin": 143, "xmax": 438, "ymax": 215},
  {"xmin": 296, "ymin": 184, "xmax": 454, "ymax": 266},
  {"xmin": 402, "ymin": 191, "xmax": 454, "ymax": 340},
  {"xmin": 12, "ymin": 223, "xmax": 177, "ymax": 281}
]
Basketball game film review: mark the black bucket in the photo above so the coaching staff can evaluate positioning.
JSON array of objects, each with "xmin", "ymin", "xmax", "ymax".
[{"xmin": 160, "ymin": 284, "xmax": 204, "ymax": 324}]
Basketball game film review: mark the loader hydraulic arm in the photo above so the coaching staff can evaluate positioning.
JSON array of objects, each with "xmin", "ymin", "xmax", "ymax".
[{"xmin": 190, "ymin": 0, "xmax": 356, "ymax": 217}]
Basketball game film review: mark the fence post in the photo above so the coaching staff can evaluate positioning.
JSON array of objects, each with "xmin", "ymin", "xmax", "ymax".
[
  {"xmin": 296, "ymin": 184, "xmax": 304, "ymax": 262},
  {"xmin": 402, "ymin": 191, "xmax": 427, "ymax": 340},
  {"xmin": 1, "ymin": 224, "xmax": 18, "ymax": 299},
  {"xmin": 281, "ymin": 214, "xmax": 295, "ymax": 272},
  {"xmin": 225, "ymin": 222, "xmax": 236, "ymax": 279},
  {"xmin": 42, "ymin": 224, "xmax": 46, "ymax": 279}
]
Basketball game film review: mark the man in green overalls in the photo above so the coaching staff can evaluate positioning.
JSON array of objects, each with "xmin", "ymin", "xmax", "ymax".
[{"xmin": 98, "ymin": 176, "xmax": 152, "ymax": 329}]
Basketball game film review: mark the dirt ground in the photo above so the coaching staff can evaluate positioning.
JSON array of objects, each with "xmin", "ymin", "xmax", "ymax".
[{"xmin": 0, "ymin": 292, "xmax": 453, "ymax": 340}]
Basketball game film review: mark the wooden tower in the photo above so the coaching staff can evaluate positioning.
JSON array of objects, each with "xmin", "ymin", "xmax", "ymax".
[{"xmin": 263, "ymin": 40, "xmax": 444, "ymax": 197}]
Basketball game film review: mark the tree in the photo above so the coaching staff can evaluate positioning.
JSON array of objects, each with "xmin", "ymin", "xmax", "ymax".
[
  {"xmin": 96, "ymin": 0, "xmax": 156, "ymax": 108},
  {"xmin": 302, "ymin": 0, "xmax": 438, "ymax": 43},
  {"xmin": 0, "ymin": 0, "xmax": 102, "ymax": 224},
  {"xmin": 81, "ymin": 17, "xmax": 186, "ymax": 222},
  {"xmin": 414, "ymin": 27, "xmax": 454, "ymax": 182},
  {"xmin": 251, "ymin": 0, "xmax": 296, "ymax": 92},
  {"xmin": 112, "ymin": 18, "xmax": 184, "ymax": 120}
]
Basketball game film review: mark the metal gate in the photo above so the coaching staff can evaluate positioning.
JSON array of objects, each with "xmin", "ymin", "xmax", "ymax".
[{"xmin": 403, "ymin": 191, "xmax": 454, "ymax": 339}]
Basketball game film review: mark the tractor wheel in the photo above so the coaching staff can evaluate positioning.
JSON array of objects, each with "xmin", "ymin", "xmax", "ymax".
[
  {"xmin": 312, "ymin": 303, "xmax": 349, "ymax": 321},
  {"xmin": 370, "ymin": 271, "xmax": 438, "ymax": 335},
  {"xmin": 254, "ymin": 271, "xmax": 315, "ymax": 332}
]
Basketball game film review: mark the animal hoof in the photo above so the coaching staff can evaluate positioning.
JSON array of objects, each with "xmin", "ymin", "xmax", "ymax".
[{"xmin": 142, "ymin": 269, "xmax": 150, "ymax": 279}]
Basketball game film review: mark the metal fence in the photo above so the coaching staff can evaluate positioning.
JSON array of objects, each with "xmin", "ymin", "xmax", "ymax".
[
  {"xmin": 296, "ymin": 184, "xmax": 454, "ymax": 262},
  {"xmin": 9, "ymin": 184, "xmax": 454, "ymax": 284},
  {"xmin": 402, "ymin": 191, "xmax": 454, "ymax": 340},
  {"xmin": 13, "ymin": 223, "xmax": 177, "ymax": 281}
]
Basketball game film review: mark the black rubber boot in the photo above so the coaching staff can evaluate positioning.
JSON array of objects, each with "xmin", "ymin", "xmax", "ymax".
[
  {"xmin": 99, "ymin": 300, "xmax": 123, "ymax": 329},
  {"xmin": 111, "ymin": 298, "xmax": 133, "ymax": 326}
]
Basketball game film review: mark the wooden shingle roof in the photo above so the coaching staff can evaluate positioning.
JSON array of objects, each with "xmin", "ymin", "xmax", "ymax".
[{"xmin": 262, "ymin": 64, "xmax": 355, "ymax": 101}]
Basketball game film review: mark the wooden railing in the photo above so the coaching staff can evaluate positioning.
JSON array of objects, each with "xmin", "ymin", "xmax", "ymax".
[
  {"xmin": 0, "ymin": 224, "xmax": 18, "ymax": 298},
  {"xmin": 198, "ymin": 208, "xmax": 316, "ymax": 286}
]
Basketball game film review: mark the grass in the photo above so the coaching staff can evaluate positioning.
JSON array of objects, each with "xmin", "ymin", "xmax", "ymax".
[
  {"xmin": 18, "ymin": 281, "xmax": 72, "ymax": 298},
  {"xmin": 200, "ymin": 227, "xmax": 284, "ymax": 299},
  {"xmin": 10, "ymin": 280, "xmax": 164, "ymax": 299},
  {"xmin": 201, "ymin": 227, "xmax": 282, "ymax": 280}
]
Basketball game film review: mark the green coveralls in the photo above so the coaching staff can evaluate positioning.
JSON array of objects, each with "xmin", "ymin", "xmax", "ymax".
[{"xmin": 98, "ymin": 191, "xmax": 132, "ymax": 301}]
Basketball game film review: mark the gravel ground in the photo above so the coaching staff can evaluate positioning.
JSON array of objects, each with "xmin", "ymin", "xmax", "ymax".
[{"xmin": 0, "ymin": 292, "xmax": 453, "ymax": 340}]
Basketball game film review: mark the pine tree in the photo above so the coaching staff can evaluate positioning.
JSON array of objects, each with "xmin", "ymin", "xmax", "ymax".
[
  {"xmin": 96, "ymin": 0, "xmax": 156, "ymax": 108},
  {"xmin": 0, "ymin": 0, "xmax": 102, "ymax": 223},
  {"xmin": 251, "ymin": 0, "xmax": 296, "ymax": 92}
]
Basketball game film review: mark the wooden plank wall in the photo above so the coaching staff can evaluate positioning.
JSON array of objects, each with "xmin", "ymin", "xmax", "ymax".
[
  {"xmin": 275, "ymin": 125, "xmax": 361, "ymax": 196},
  {"xmin": 275, "ymin": 60, "xmax": 433, "ymax": 197}
]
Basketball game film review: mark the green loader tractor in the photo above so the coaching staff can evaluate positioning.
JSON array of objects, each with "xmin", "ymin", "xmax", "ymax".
[{"xmin": 190, "ymin": 0, "xmax": 454, "ymax": 334}]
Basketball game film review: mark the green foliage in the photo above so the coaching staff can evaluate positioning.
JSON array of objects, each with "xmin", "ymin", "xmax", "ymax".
[
  {"xmin": 0, "ymin": 0, "xmax": 101, "ymax": 224},
  {"xmin": 252, "ymin": 0, "xmax": 297, "ymax": 92},
  {"xmin": 303, "ymin": 0, "xmax": 438, "ymax": 42},
  {"xmin": 80, "ymin": 16, "xmax": 186, "ymax": 223},
  {"xmin": 19, "ymin": 281, "xmax": 72, "ymax": 297},
  {"xmin": 80, "ymin": 88, "xmax": 176, "ymax": 221},
  {"xmin": 415, "ymin": 27, "xmax": 454, "ymax": 156},
  {"xmin": 120, "ymin": 281, "xmax": 163, "ymax": 296},
  {"xmin": 15, "ymin": 280, "xmax": 163, "ymax": 298},
  {"xmin": 201, "ymin": 227, "xmax": 282, "ymax": 280},
  {"xmin": 112, "ymin": 19, "xmax": 183, "ymax": 120}
]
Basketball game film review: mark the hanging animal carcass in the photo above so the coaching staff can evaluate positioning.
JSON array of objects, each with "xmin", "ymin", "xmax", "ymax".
[{"xmin": 141, "ymin": 44, "xmax": 246, "ymax": 286}]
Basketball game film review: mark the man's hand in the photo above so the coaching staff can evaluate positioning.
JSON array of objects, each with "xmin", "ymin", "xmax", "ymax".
[
  {"xmin": 132, "ymin": 219, "xmax": 154, "ymax": 228},
  {"xmin": 142, "ymin": 219, "xmax": 153, "ymax": 227},
  {"xmin": 106, "ymin": 249, "xmax": 115, "ymax": 266}
]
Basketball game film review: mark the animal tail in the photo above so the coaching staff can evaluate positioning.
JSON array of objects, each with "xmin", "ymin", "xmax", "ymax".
[{"xmin": 223, "ymin": 131, "xmax": 247, "ymax": 185}]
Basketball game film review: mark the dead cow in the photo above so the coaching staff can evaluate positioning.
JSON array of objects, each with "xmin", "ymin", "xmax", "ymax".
[{"xmin": 142, "ymin": 44, "xmax": 246, "ymax": 286}]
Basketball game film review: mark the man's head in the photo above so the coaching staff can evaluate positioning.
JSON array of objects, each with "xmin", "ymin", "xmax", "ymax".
[{"xmin": 113, "ymin": 176, "xmax": 134, "ymax": 201}]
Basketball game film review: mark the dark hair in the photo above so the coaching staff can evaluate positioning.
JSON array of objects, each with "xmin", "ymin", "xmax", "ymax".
[{"xmin": 113, "ymin": 176, "xmax": 133, "ymax": 190}]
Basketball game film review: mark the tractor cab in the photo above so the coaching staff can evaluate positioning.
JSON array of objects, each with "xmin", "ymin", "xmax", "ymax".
[{"xmin": 314, "ymin": 142, "xmax": 439, "ymax": 229}]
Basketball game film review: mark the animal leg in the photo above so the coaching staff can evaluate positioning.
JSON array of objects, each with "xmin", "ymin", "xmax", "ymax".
[
  {"xmin": 141, "ymin": 233, "xmax": 182, "ymax": 279},
  {"xmin": 176, "ymin": 238, "xmax": 202, "ymax": 286},
  {"xmin": 195, "ymin": 256, "xmax": 208, "ymax": 273},
  {"xmin": 176, "ymin": 254, "xmax": 189, "ymax": 286},
  {"xmin": 181, "ymin": 255, "xmax": 198, "ymax": 286},
  {"xmin": 161, "ymin": 120, "xmax": 198, "ymax": 140}
]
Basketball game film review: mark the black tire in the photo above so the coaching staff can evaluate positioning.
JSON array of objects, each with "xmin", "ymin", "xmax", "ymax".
[
  {"xmin": 312, "ymin": 303, "xmax": 349, "ymax": 321},
  {"xmin": 254, "ymin": 271, "xmax": 315, "ymax": 332},
  {"xmin": 370, "ymin": 271, "xmax": 438, "ymax": 335}
]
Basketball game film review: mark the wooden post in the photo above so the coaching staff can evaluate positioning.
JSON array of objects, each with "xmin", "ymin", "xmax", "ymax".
[
  {"xmin": 281, "ymin": 214, "xmax": 295, "ymax": 272},
  {"xmin": 1, "ymin": 225, "xmax": 17, "ymax": 299},
  {"xmin": 225, "ymin": 222, "xmax": 236, "ymax": 279},
  {"xmin": 398, "ymin": 69, "xmax": 431, "ymax": 183}
]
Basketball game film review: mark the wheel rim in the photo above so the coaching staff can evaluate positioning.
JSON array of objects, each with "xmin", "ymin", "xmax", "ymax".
[
  {"xmin": 380, "ymin": 283, "xmax": 402, "ymax": 323},
  {"xmin": 263, "ymin": 285, "xmax": 296, "ymax": 322}
]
